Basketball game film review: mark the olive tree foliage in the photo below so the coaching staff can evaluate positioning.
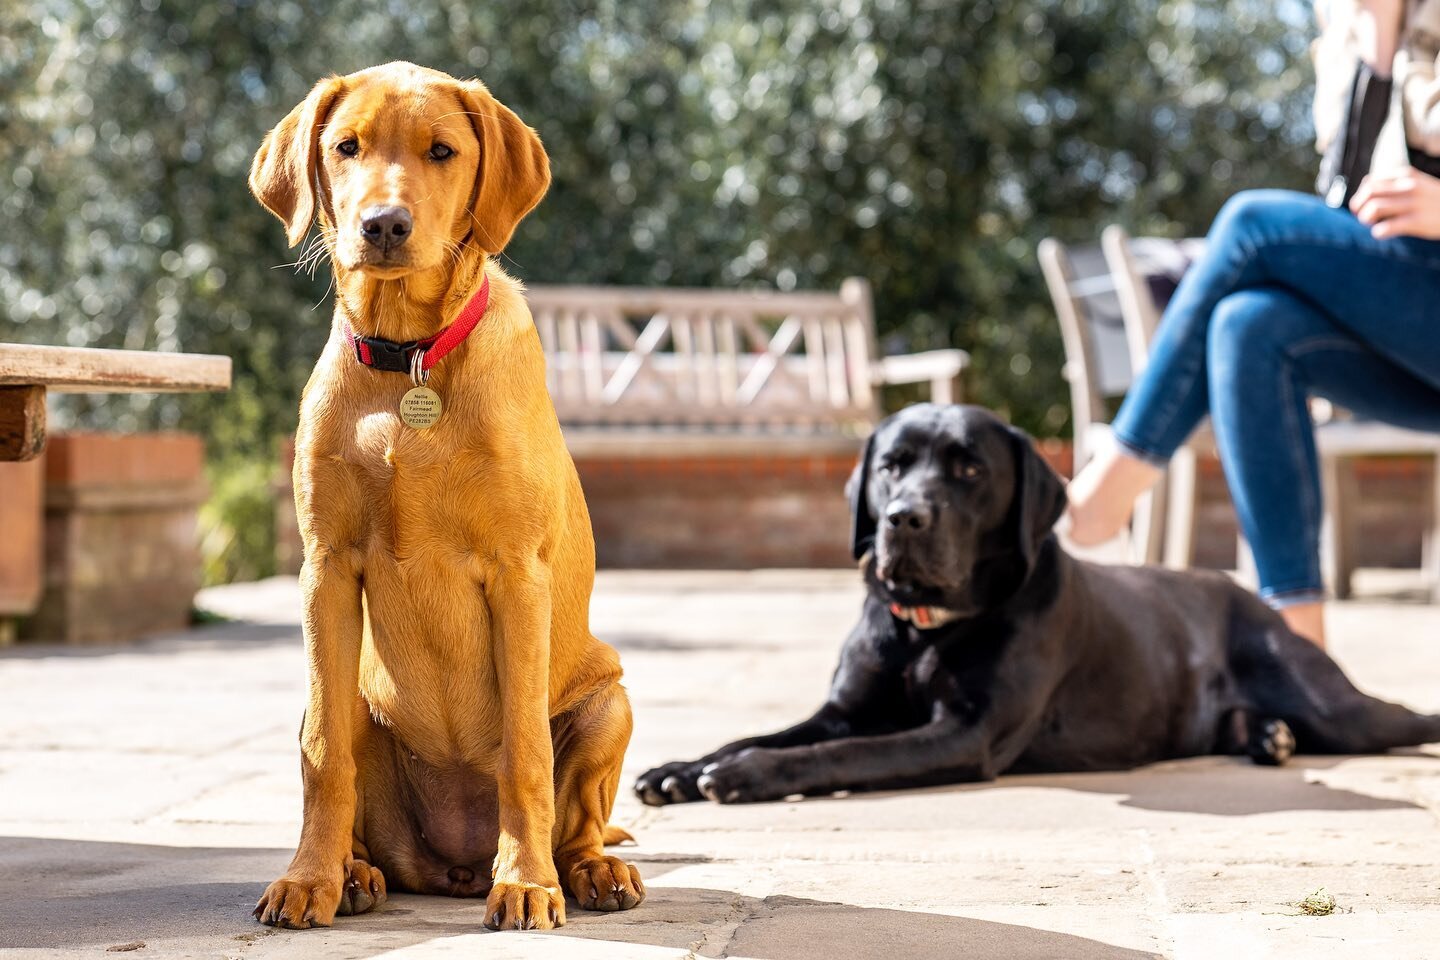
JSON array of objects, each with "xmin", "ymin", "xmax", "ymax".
[{"xmin": 1, "ymin": 0, "xmax": 1317, "ymax": 575}]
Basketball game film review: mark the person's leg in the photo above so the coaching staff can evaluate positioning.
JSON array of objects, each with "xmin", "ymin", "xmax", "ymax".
[
  {"xmin": 1207, "ymin": 286, "xmax": 1440, "ymax": 646},
  {"xmin": 1063, "ymin": 446, "xmax": 1161, "ymax": 546},
  {"xmin": 1280, "ymin": 603, "xmax": 1327, "ymax": 648},
  {"xmin": 1069, "ymin": 188, "xmax": 1440, "ymax": 545},
  {"xmin": 1070, "ymin": 190, "xmax": 1307, "ymax": 545}
]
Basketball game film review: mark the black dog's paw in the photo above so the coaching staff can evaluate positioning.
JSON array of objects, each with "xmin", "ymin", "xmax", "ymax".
[
  {"xmin": 1249, "ymin": 718, "xmax": 1296, "ymax": 766},
  {"xmin": 634, "ymin": 760, "xmax": 708, "ymax": 806},
  {"xmin": 694, "ymin": 749, "xmax": 788, "ymax": 805}
]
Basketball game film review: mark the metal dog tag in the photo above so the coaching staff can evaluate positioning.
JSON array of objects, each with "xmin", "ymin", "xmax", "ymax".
[{"xmin": 399, "ymin": 386, "xmax": 442, "ymax": 429}]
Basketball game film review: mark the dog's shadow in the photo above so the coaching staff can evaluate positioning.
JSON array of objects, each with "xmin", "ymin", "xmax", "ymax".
[
  {"xmin": 1014, "ymin": 753, "xmax": 1430, "ymax": 816},
  {"xmin": 0, "ymin": 837, "xmax": 1158, "ymax": 959},
  {"xmin": 813, "ymin": 753, "xmax": 1431, "ymax": 817}
]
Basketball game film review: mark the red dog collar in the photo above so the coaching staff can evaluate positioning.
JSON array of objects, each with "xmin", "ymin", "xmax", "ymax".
[{"xmin": 345, "ymin": 275, "xmax": 491, "ymax": 375}]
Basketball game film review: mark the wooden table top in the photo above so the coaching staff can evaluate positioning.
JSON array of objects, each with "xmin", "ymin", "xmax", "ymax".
[
  {"xmin": 0, "ymin": 343, "xmax": 231, "ymax": 461},
  {"xmin": 0, "ymin": 343, "xmax": 231, "ymax": 393}
]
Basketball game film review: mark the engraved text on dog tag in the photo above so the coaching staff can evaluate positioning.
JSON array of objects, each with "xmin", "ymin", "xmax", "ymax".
[{"xmin": 399, "ymin": 386, "xmax": 442, "ymax": 429}]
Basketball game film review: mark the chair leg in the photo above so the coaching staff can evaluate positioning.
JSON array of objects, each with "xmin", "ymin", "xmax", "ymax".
[
  {"xmin": 1235, "ymin": 535, "xmax": 1258, "ymax": 589},
  {"xmin": 1163, "ymin": 445, "xmax": 1199, "ymax": 570},
  {"xmin": 1426, "ymin": 453, "xmax": 1440, "ymax": 603},
  {"xmin": 1141, "ymin": 474, "xmax": 1168, "ymax": 566},
  {"xmin": 1320, "ymin": 455, "xmax": 1358, "ymax": 600}
]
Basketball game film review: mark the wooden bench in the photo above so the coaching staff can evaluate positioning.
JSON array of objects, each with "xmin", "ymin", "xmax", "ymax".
[
  {"xmin": 526, "ymin": 278, "xmax": 968, "ymax": 456},
  {"xmin": 0, "ymin": 343, "xmax": 230, "ymax": 638},
  {"xmin": 523, "ymin": 279, "xmax": 967, "ymax": 567}
]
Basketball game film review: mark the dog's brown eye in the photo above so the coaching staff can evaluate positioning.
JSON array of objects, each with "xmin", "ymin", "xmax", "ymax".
[
  {"xmin": 880, "ymin": 453, "xmax": 911, "ymax": 475},
  {"xmin": 959, "ymin": 463, "xmax": 983, "ymax": 480},
  {"xmin": 336, "ymin": 139, "xmax": 359, "ymax": 157},
  {"xmin": 428, "ymin": 143, "xmax": 455, "ymax": 161}
]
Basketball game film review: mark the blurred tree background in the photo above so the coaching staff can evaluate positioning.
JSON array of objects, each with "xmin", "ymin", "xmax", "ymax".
[{"xmin": 1, "ymin": 0, "xmax": 1318, "ymax": 582}]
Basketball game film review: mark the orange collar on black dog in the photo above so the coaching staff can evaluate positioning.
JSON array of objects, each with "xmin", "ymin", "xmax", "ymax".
[{"xmin": 888, "ymin": 603, "xmax": 963, "ymax": 630}]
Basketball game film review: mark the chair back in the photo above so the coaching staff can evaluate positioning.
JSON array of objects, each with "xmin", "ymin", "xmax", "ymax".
[
  {"xmin": 1037, "ymin": 238, "xmax": 1134, "ymax": 465},
  {"xmin": 1100, "ymin": 225, "xmax": 1206, "ymax": 376}
]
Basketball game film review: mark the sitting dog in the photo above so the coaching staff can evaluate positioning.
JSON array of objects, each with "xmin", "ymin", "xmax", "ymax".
[
  {"xmin": 636, "ymin": 404, "xmax": 1440, "ymax": 805},
  {"xmin": 248, "ymin": 63, "xmax": 642, "ymax": 930}
]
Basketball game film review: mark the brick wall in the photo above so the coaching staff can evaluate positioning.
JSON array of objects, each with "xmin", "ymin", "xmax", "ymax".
[
  {"xmin": 22, "ymin": 433, "xmax": 207, "ymax": 644},
  {"xmin": 275, "ymin": 438, "xmax": 1433, "ymax": 572},
  {"xmin": 575, "ymin": 451, "xmax": 858, "ymax": 568}
]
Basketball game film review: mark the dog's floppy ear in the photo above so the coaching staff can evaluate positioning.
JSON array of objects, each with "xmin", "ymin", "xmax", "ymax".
[
  {"xmin": 1008, "ymin": 425, "xmax": 1067, "ymax": 570},
  {"xmin": 250, "ymin": 76, "xmax": 344, "ymax": 248},
  {"xmin": 458, "ymin": 80, "xmax": 551, "ymax": 254},
  {"xmin": 848, "ymin": 431, "xmax": 879, "ymax": 561}
]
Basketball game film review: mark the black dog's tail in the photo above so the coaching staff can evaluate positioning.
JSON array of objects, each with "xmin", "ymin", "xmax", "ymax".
[{"xmin": 1234, "ymin": 610, "xmax": 1440, "ymax": 753}]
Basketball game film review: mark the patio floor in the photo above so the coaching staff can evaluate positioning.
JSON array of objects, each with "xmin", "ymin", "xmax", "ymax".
[{"xmin": 1, "ymin": 569, "xmax": 1437, "ymax": 959}]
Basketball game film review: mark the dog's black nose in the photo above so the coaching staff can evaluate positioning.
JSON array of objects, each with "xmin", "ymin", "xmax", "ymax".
[
  {"xmin": 360, "ymin": 205, "xmax": 413, "ymax": 250},
  {"xmin": 885, "ymin": 500, "xmax": 932, "ymax": 532}
]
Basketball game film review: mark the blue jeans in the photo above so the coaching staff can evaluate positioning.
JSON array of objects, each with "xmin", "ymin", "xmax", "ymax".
[{"xmin": 1110, "ymin": 189, "xmax": 1440, "ymax": 606}]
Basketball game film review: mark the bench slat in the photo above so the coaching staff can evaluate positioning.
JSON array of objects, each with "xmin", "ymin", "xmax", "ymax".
[
  {"xmin": 525, "ymin": 277, "xmax": 966, "ymax": 436},
  {"xmin": 0, "ymin": 344, "xmax": 231, "ymax": 393}
]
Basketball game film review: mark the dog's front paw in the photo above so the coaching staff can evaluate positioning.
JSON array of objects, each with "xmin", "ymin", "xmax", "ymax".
[
  {"xmin": 634, "ymin": 760, "xmax": 708, "ymax": 806},
  {"xmin": 253, "ymin": 868, "xmax": 344, "ymax": 929},
  {"xmin": 694, "ymin": 749, "xmax": 792, "ymax": 804},
  {"xmin": 485, "ymin": 880, "xmax": 564, "ymax": 930}
]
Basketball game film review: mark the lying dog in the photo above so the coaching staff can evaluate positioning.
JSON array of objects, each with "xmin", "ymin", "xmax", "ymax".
[
  {"xmin": 636, "ymin": 404, "xmax": 1440, "ymax": 805},
  {"xmin": 249, "ymin": 63, "xmax": 642, "ymax": 930}
]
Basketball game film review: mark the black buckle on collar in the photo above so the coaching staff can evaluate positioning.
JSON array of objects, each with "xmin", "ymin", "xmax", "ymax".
[{"xmin": 355, "ymin": 336, "xmax": 419, "ymax": 374}]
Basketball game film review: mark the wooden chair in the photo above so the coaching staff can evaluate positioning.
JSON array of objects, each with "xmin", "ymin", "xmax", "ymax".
[
  {"xmin": 1098, "ymin": 227, "xmax": 1217, "ymax": 572},
  {"xmin": 1103, "ymin": 224, "xmax": 1440, "ymax": 600},
  {"xmin": 1037, "ymin": 237, "xmax": 1167, "ymax": 564}
]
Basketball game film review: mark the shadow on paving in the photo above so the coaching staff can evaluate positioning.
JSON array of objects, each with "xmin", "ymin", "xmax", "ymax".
[
  {"xmin": 602, "ymin": 631, "xmax": 788, "ymax": 654},
  {"xmin": 0, "ymin": 836, "xmax": 289, "ymax": 950},
  {"xmin": 549, "ymin": 889, "xmax": 1162, "ymax": 960},
  {"xmin": 0, "ymin": 622, "xmax": 300, "ymax": 660},
  {"xmin": 0, "ymin": 836, "xmax": 1157, "ymax": 959},
  {"xmin": 829, "ymin": 754, "xmax": 1421, "ymax": 817}
]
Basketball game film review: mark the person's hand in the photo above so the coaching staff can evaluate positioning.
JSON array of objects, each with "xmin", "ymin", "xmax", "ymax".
[{"xmin": 1349, "ymin": 167, "xmax": 1440, "ymax": 240}]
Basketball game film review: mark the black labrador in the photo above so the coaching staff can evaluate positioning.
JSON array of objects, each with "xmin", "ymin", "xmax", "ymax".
[{"xmin": 635, "ymin": 404, "xmax": 1440, "ymax": 805}]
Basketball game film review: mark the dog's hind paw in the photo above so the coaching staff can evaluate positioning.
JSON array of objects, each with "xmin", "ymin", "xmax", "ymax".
[
  {"xmin": 1249, "ymin": 718, "xmax": 1296, "ymax": 767},
  {"xmin": 567, "ymin": 856, "xmax": 645, "ymax": 912},
  {"xmin": 336, "ymin": 859, "xmax": 387, "ymax": 916}
]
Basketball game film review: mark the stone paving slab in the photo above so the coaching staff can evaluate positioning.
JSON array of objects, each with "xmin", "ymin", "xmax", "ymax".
[{"xmin": 1, "ymin": 570, "xmax": 1438, "ymax": 959}]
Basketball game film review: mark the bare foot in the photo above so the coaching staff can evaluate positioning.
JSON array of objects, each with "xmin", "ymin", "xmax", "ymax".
[
  {"xmin": 1280, "ymin": 601, "xmax": 1326, "ymax": 649},
  {"xmin": 1065, "ymin": 443, "xmax": 1163, "ymax": 546}
]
